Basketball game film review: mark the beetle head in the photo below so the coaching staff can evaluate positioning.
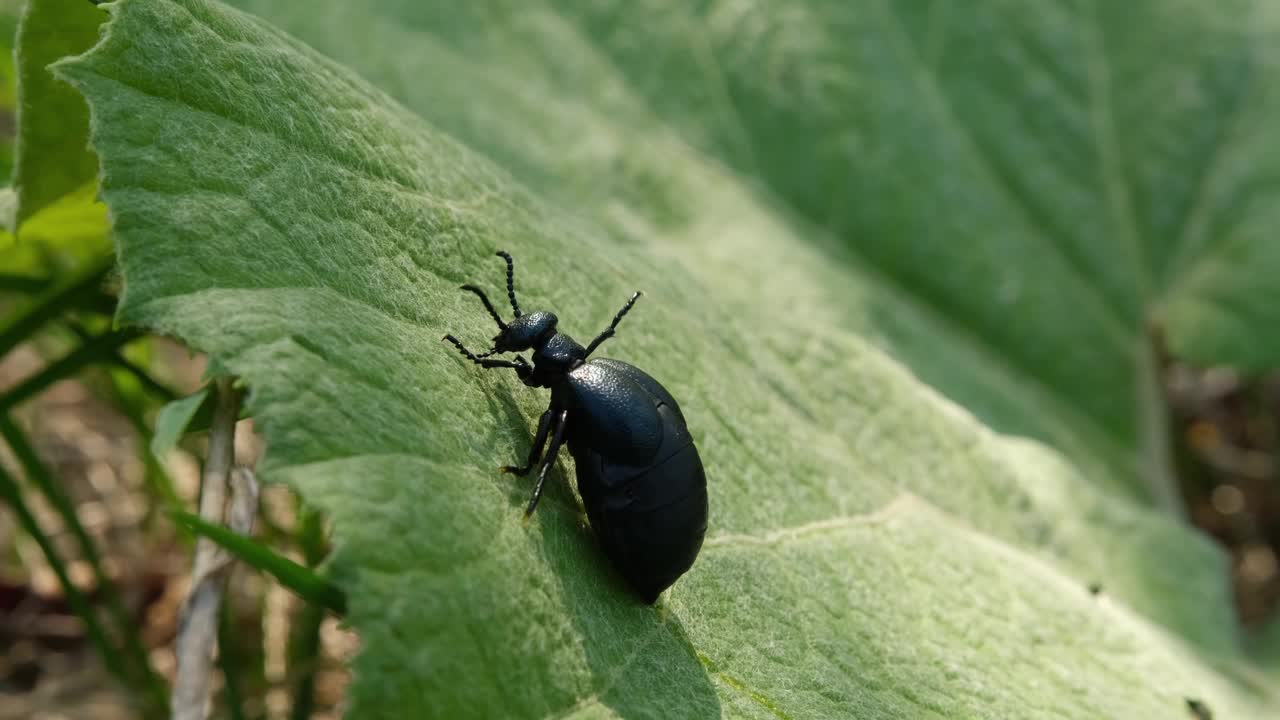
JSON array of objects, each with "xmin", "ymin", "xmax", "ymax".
[{"xmin": 493, "ymin": 310, "xmax": 557, "ymax": 352}]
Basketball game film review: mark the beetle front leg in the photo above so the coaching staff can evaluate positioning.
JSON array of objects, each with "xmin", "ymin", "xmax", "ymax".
[
  {"xmin": 442, "ymin": 335, "xmax": 532, "ymax": 382},
  {"xmin": 501, "ymin": 408, "xmax": 552, "ymax": 476},
  {"xmin": 525, "ymin": 410, "xmax": 569, "ymax": 517}
]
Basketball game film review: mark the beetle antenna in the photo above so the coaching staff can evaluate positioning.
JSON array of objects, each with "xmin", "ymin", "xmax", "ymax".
[
  {"xmin": 495, "ymin": 250, "xmax": 522, "ymax": 317},
  {"xmin": 460, "ymin": 284, "xmax": 507, "ymax": 330}
]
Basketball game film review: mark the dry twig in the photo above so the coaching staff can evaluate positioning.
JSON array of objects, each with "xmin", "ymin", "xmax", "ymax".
[{"xmin": 171, "ymin": 377, "xmax": 256, "ymax": 720}]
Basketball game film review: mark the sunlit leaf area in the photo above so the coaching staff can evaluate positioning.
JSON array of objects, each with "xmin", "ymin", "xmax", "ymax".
[{"xmin": 2, "ymin": 1, "xmax": 1280, "ymax": 718}]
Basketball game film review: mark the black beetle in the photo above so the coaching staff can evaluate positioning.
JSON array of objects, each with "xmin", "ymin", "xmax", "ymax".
[{"xmin": 443, "ymin": 251, "xmax": 708, "ymax": 603}]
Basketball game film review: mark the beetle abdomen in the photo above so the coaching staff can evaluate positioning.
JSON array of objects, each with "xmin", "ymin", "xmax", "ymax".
[
  {"xmin": 576, "ymin": 433, "xmax": 708, "ymax": 604},
  {"xmin": 564, "ymin": 362, "xmax": 707, "ymax": 602}
]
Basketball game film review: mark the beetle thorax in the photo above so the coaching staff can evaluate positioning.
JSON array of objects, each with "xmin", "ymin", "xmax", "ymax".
[{"xmin": 528, "ymin": 332, "xmax": 586, "ymax": 386}]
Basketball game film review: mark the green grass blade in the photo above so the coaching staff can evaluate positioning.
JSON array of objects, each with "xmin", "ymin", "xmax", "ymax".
[
  {"xmin": 0, "ymin": 272, "xmax": 52, "ymax": 294},
  {"xmin": 0, "ymin": 414, "xmax": 169, "ymax": 712},
  {"xmin": 109, "ymin": 376, "xmax": 183, "ymax": 515},
  {"xmin": 0, "ymin": 464, "xmax": 133, "ymax": 696},
  {"xmin": 57, "ymin": 320, "xmax": 184, "ymax": 514},
  {"xmin": 170, "ymin": 509, "xmax": 347, "ymax": 616},
  {"xmin": 288, "ymin": 600, "xmax": 325, "ymax": 720},
  {"xmin": 216, "ymin": 598, "xmax": 250, "ymax": 720},
  {"xmin": 289, "ymin": 503, "xmax": 328, "ymax": 720},
  {"xmin": 108, "ymin": 352, "xmax": 180, "ymax": 403},
  {"xmin": 0, "ymin": 327, "xmax": 141, "ymax": 412},
  {"xmin": 0, "ymin": 254, "xmax": 112, "ymax": 355},
  {"xmin": 64, "ymin": 320, "xmax": 180, "ymax": 404},
  {"xmin": 100, "ymin": 366, "xmax": 184, "ymax": 517}
]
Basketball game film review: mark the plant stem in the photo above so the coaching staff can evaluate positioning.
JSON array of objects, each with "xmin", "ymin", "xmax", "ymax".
[
  {"xmin": 1138, "ymin": 324, "xmax": 1183, "ymax": 519},
  {"xmin": 172, "ymin": 377, "xmax": 244, "ymax": 720}
]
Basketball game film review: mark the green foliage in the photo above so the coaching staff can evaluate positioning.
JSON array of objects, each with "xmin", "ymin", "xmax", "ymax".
[
  {"xmin": 0, "ymin": 2, "xmax": 23, "ymax": 183},
  {"xmin": 225, "ymin": 0, "xmax": 1280, "ymax": 508},
  {"xmin": 12, "ymin": 0, "xmax": 103, "ymax": 225},
  {"xmin": 14, "ymin": 0, "xmax": 1278, "ymax": 717},
  {"xmin": 0, "ymin": 464, "xmax": 129, "ymax": 692},
  {"xmin": 1258, "ymin": 617, "xmax": 1280, "ymax": 672},
  {"xmin": 170, "ymin": 509, "xmax": 346, "ymax": 615},
  {"xmin": 151, "ymin": 385, "xmax": 209, "ymax": 459},
  {"xmin": 0, "ymin": 326, "xmax": 140, "ymax": 412},
  {"xmin": 288, "ymin": 502, "xmax": 330, "ymax": 720},
  {"xmin": 0, "ymin": 254, "xmax": 111, "ymax": 352},
  {"xmin": 0, "ymin": 414, "xmax": 167, "ymax": 715},
  {"xmin": 0, "ymin": 2, "xmax": 173, "ymax": 715},
  {"xmin": 4, "ymin": 0, "xmax": 110, "ymax": 273},
  {"xmin": 0, "ymin": 182, "xmax": 112, "ymax": 282}
]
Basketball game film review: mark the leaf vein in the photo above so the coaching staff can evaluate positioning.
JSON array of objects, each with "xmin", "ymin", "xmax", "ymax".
[
  {"xmin": 1158, "ymin": 10, "xmax": 1261, "ymax": 303},
  {"xmin": 879, "ymin": 0, "xmax": 1134, "ymax": 340},
  {"xmin": 703, "ymin": 493, "xmax": 918, "ymax": 550},
  {"xmin": 1079, "ymin": 0, "xmax": 1149, "ymax": 303}
]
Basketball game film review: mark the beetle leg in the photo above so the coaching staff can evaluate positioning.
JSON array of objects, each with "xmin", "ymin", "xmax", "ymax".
[
  {"xmin": 584, "ymin": 291, "xmax": 642, "ymax": 357},
  {"xmin": 525, "ymin": 410, "xmax": 569, "ymax": 517},
  {"xmin": 442, "ymin": 335, "xmax": 532, "ymax": 381},
  {"xmin": 501, "ymin": 409, "xmax": 552, "ymax": 476}
]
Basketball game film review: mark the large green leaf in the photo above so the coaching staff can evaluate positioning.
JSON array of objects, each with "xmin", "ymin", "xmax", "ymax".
[
  {"xmin": 37, "ymin": 0, "xmax": 1280, "ymax": 716},
  {"xmin": 223, "ymin": 0, "xmax": 1280, "ymax": 513}
]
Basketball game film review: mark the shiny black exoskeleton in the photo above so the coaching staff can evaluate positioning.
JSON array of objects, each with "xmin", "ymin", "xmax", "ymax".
[{"xmin": 443, "ymin": 251, "xmax": 707, "ymax": 603}]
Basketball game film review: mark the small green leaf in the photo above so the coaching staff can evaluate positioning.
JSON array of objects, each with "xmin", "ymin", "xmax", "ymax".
[
  {"xmin": 13, "ymin": 0, "xmax": 105, "ymax": 225},
  {"xmin": 150, "ymin": 384, "xmax": 251, "ymax": 458},
  {"xmin": 170, "ymin": 509, "xmax": 347, "ymax": 615},
  {"xmin": 151, "ymin": 385, "xmax": 209, "ymax": 459},
  {"xmin": 0, "ymin": 182, "xmax": 112, "ymax": 280}
]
